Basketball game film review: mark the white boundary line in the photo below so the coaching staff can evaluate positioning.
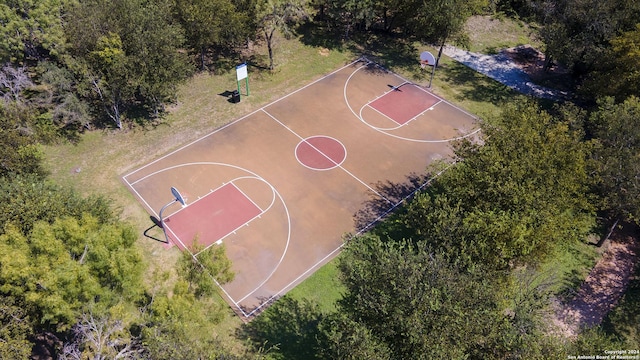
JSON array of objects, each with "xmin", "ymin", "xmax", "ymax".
[
  {"xmin": 254, "ymin": 163, "xmax": 455, "ymax": 319},
  {"xmin": 362, "ymin": 98, "xmax": 444, "ymax": 130},
  {"xmin": 362, "ymin": 83, "xmax": 444, "ymax": 129},
  {"xmin": 122, "ymin": 57, "xmax": 476, "ymax": 318},
  {"xmin": 124, "ymin": 162, "xmax": 291, "ymax": 316},
  {"xmin": 343, "ymin": 60, "xmax": 482, "ymax": 143},
  {"xmin": 121, "ymin": 59, "xmax": 363, "ymax": 182},
  {"xmin": 294, "ymin": 135, "xmax": 347, "ymax": 171},
  {"xmin": 262, "ymin": 108, "xmax": 393, "ymax": 205}
]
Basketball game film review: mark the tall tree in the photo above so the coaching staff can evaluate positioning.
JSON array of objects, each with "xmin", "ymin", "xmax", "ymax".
[
  {"xmin": 140, "ymin": 277, "xmax": 230, "ymax": 359},
  {"xmin": 0, "ymin": 215, "xmax": 143, "ymax": 331},
  {"xmin": 531, "ymin": 0, "xmax": 640, "ymax": 77},
  {"xmin": 0, "ymin": 0, "xmax": 70, "ymax": 62},
  {"xmin": 0, "ymin": 105, "xmax": 47, "ymax": 179},
  {"xmin": 256, "ymin": 0, "xmax": 308, "ymax": 70},
  {"xmin": 65, "ymin": 0, "xmax": 191, "ymax": 128},
  {"xmin": 0, "ymin": 175, "xmax": 114, "ymax": 236},
  {"xmin": 244, "ymin": 297, "xmax": 324, "ymax": 359},
  {"xmin": 312, "ymin": 0, "xmax": 377, "ymax": 40},
  {"xmin": 409, "ymin": 0, "xmax": 486, "ymax": 64},
  {"xmin": 391, "ymin": 99, "xmax": 594, "ymax": 269},
  {"xmin": 0, "ymin": 297, "xmax": 32, "ymax": 359},
  {"xmin": 87, "ymin": 32, "xmax": 128, "ymax": 129},
  {"xmin": 582, "ymin": 24, "xmax": 640, "ymax": 101},
  {"xmin": 589, "ymin": 96, "xmax": 640, "ymax": 225},
  {"xmin": 337, "ymin": 235, "xmax": 506, "ymax": 358},
  {"xmin": 317, "ymin": 313, "xmax": 392, "ymax": 360},
  {"xmin": 118, "ymin": 0, "xmax": 192, "ymax": 117},
  {"xmin": 173, "ymin": 0, "xmax": 245, "ymax": 70}
]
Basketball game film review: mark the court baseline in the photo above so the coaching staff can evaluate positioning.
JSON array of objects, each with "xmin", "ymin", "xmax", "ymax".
[{"xmin": 122, "ymin": 58, "xmax": 479, "ymax": 318}]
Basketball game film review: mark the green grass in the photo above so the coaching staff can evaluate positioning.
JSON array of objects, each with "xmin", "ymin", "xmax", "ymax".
[
  {"xmin": 535, "ymin": 240, "xmax": 599, "ymax": 297},
  {"xmin": 464, "ymin": 15, "xmax": 543, "ymax": 54},
  {"xmin": 42, "ymin": 16, "xmax": 552, "ymax": 355},
  {"xmin": 286, "ymin": 256, "xmax": 345, "ymax": 314},
  {"xmin": 42, "ymin": 34, "xmax": 354, "ymax": 346}
]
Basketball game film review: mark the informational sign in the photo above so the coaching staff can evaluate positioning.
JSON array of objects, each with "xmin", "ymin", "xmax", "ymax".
[
  {"xmin": 236, "ymin": 63, "xmax": 248, "ymax": 81},
  {"xmin": 236, "ymin": 63, "xmax": 249, "ymax": 97}
]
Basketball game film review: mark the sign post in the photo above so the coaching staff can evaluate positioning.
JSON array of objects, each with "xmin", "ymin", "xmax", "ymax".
[
  {"xmin": 236, "ymin": 63, "xmax": 249, "ymax": 97},
  {"xmin": 420, "ymin": 51, "xmax": 437, "ymax": 88}
]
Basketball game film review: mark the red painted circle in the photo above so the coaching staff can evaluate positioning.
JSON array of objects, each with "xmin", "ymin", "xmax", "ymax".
[{"xmin": 295, "ymin": 136, "xmax": 346, "ymax": 170}]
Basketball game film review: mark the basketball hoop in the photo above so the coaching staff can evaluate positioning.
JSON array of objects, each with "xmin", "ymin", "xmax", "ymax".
[
  {"xmin": 419, "ymin": 51, "xmax": 437, "ymax": 88},
  {"xmin": 420, "ymin": 51, "xmax": 436, "ymax": 67}
]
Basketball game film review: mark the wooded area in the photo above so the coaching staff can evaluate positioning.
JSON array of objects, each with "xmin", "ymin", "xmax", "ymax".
[{"xmin": 1, "ymin": 0, "xmax": 639, "ymax": 358}]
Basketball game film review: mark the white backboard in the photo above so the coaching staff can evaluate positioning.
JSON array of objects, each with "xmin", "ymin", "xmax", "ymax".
[
  {"xmin": 236, "ymin": 63, "xmax": 248, "ymax": 81},
  {"xmin": 420, "ymin": 51, "xmax": 436, "ymax": 66}
]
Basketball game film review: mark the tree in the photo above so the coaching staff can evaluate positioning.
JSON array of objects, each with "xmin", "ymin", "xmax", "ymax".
[
  {"xmin": 140, "ymin": 278, "xmax": 230, "ymax": 359},
  {"xmin": 0, "ymin": 0, "xmax": 70, "ymax": 62},
  {"xmin": 256, "ymin": 0, "xmax": 308, "ymax": 70},
  {"xmin": 0, "ymin": 64, "xmax": 33, "ymax": 104},
  {"xmin": 582, "ymin": 24, "xmax": 640, "ymax": 101},
  {"xmin": 243, "ymin": 296, "xmax": 323, "ymax": 359},
  {"xmin": 87, "ymin": 32, "xmax": 129, "ymax": 129},
  {"xmin": 35, "ymin": 61, "xmax": 92, "ymax": 132},
  {"xmin": 0, "ymin": 175, "xmax": 114, "ymax": 236},
  {"xmin": 390, "ymin": 99, "xmax": 594, "ymax": 269},
  {"xmin": 312, "ymin": 0, "xmax": 377, "ymax": 40},
  {"xmin": 0, "ymin": 215, "xmax": 143, "ymax": 331},
  {"xmin": 327, "ymin": 234, "xmax": 569, "ymax": 359},
  {"xmin": 0, "ymin": 296, "xmax": 32, "ymax": 359},
  {"xmin": 59, "ymin": 312, "xmax": 142, "ymax": 360},
  {"xmin": 336, "ymin": 235, "xmax": 506, "ymax": 359},
  {"xmin": 177, "ymin": 241, "xmax": 234, "ymax": 298},
  {"xmin": 317, "ymin": 313, "xmax": 392, "ymax": 360},
  {"xmin": 173, "ymin": 0, "xmax": 245, "ymax": 70},
  {"xmin": 115, "ymin": 0, "xmax": 192, "ymax": 118},
  {"xmin": 65, "ymin": 0, "xmax": 191, "ymax": 128},
  {"xmin": 530, "ymin": 0, "xmax": 640, "ymax": 77},
  {"xmin": 589, "ymin": 96, "xmax": 640, "ymax": 225},
  {"xmin": 0, "ymin": 105, "xmax": 47, "ymax": 179},
  {"xmin": 409, "ymin": 0, "xmax": 485, "ymax": 65}
]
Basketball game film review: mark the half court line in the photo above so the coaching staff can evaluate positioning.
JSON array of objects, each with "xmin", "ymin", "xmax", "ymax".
[{"xmin": 260, "ymin": 108, "xmax": 394, "ymax": 205}]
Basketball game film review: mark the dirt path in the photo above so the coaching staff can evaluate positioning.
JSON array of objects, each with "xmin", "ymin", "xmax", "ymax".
[
  {"xmin": 551, "ymin": 225, "xmax": 639, "ymax": 338},
  {"xmin": 442, "ymin": 45, "xmax": 571, "ymax": 100},
  {"xmin": 445, "ymin": 46, "xmax": 640, "ymax": 338}
]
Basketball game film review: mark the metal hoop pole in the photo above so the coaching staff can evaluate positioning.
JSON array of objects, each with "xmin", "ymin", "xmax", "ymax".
[{"xmin": 159, "ymin": 199, "xmax": 177, "ymax": 244}]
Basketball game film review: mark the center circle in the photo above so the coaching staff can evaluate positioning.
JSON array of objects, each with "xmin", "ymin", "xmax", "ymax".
[{"xmin": 295, "ymin": 136, "xmax": 347, "ymax": 171}]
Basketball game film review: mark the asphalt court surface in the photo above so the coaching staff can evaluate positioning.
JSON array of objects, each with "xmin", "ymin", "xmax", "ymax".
[{"xmin": 122, "ymin": 59, "xmax": 480, "ymax": 318}]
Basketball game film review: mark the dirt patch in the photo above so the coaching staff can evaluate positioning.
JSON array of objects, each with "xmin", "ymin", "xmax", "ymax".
[
  {"xmin": 551, "ymin": 223, "xmax": 640, "ymax": 338},
  {"xmin": 501, "ymin": 45, "xmax": 574, "ymax": 92}
]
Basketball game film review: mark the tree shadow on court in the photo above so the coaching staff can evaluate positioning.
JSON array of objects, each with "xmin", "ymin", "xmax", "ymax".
[
  {"xmin": 237, "ymin": 296, "xmax": 324, "ymax": 359},
  {"xmin": 354, "ymin": 172, "xmax": 432, "ymax": 233}
]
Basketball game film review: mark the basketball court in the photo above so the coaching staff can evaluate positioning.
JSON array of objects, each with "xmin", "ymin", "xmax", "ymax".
[{"xmin": 122, "ymin": 58, "xmax": 479, "ymax": 319}]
